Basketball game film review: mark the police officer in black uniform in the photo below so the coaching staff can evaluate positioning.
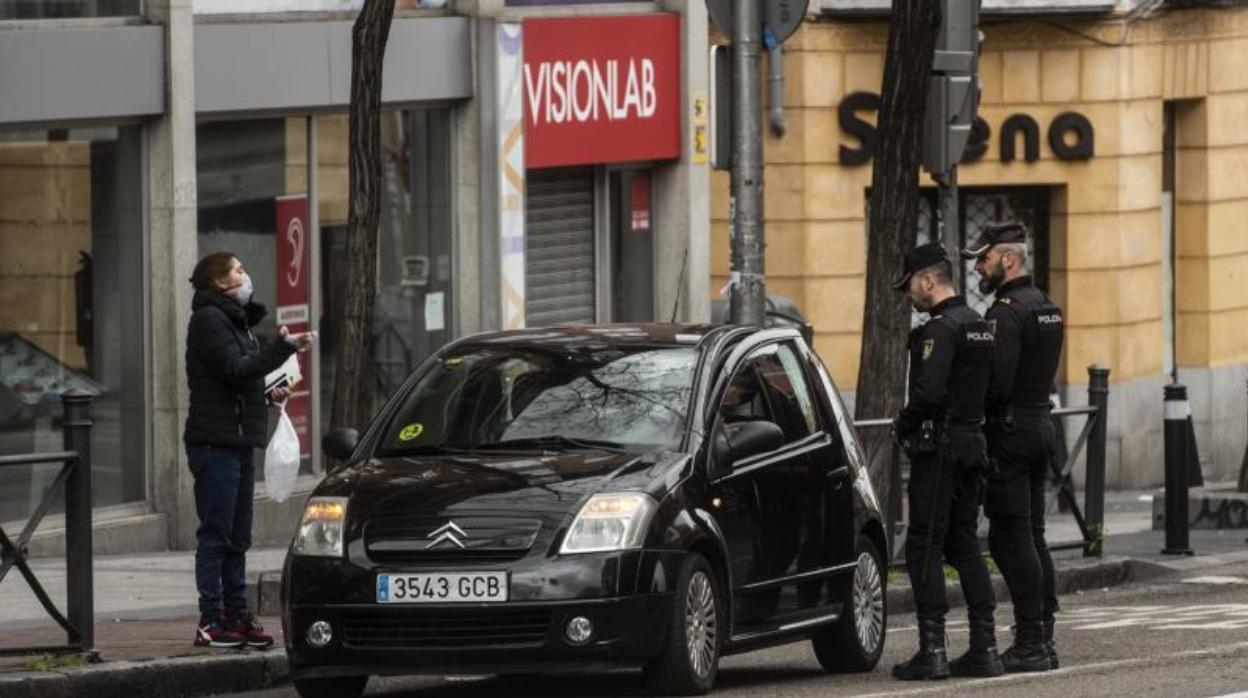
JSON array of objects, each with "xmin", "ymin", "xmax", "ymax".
[
  {"xmin": 962, "ymin": 221, "xmax": 1065, "ymax": 673},
  {"xmin": 890, "ymin": 244, "xmax": 1003, "ymax": 681}
]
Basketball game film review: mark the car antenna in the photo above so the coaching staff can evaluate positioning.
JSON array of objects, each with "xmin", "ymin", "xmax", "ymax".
[{"xmin": 670, "ymin": 243, "xmax": 689, "ymax": 323}]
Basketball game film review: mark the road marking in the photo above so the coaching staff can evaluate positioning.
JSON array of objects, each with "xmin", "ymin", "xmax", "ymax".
[
  {"xmin": 1204, "ymin": 693, "xmax": 1248, "ymax": 698},
  {"xmin": 1061, "ymin": 604, "xmax": 1248, "ymax": 631},
  {"xmin": 843, "ymin": 640, "xmax": 1248, "ymax": 698},
  {"xmin": 1182, "ymin": 576, "xmax": 1248, "ymax": 586}
]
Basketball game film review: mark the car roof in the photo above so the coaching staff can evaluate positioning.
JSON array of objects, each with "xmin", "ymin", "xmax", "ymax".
[{"xmin": 454, "ymin": 323, "xmax": 786, "ymax": 350}]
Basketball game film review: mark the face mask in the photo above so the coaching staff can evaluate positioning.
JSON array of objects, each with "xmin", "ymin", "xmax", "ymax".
[{"xmin": 234, "ymin": 274, "xmax": 254, "ymax": 305}]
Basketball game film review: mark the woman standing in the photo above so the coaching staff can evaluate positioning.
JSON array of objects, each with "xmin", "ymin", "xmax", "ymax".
[{"xmin": 184, "ymin": 251, "xmax": 314, "ymax": 648}]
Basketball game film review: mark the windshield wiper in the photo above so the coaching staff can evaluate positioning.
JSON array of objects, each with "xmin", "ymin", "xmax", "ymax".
[
  {"xmin": 473, "ymin": 435, "xmax": 628, "ymax": 453},
  {"xmin": 389, "ymin": 444, "xmax": 466, "ymax": 456}
]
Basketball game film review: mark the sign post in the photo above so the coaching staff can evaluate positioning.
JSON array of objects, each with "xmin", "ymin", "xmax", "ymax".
[{"xmin": 275, "ymin": 195, "xmax": 312, "ymax": 460}]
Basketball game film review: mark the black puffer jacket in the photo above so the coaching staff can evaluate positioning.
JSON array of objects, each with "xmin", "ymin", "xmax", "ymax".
[{"xmin": 184, "ymin": 290, "xmax": 295, "ymax": 448}]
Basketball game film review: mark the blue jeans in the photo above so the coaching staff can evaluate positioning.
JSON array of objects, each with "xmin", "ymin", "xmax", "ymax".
[{"xmin": 188, "ymin": 444, "xmax": 255, "ymax": 622}]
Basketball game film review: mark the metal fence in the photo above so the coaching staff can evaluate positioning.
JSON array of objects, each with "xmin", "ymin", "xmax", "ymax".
[
  {"xmin": 0, "ymin": 391, "xmax": 95, "ymax": 655},
  {"xmin": 854, "ymin": 365, "xmax": 1111, "ymax": 563}
]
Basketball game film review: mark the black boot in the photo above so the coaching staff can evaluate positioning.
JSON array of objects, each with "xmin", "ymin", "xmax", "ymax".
[
  {"xmin": 1043, "ymin": 618, "xmax": 1059, "ymax": 670},
  {"xmin": 892, "ymin": 620, "xmax": 950, "ymax": 681},
  {"xmin": 950, "ymin": 616, "xmax": 1004, "ymax": 678},
  {"xmin": 1001, "ymin": 621, "xmax": 1051, "ymax": 673}
]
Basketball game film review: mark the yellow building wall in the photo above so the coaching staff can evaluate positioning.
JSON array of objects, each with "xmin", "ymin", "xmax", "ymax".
[{"xmin": 710, "ymin": 8, "xmax": 1248, "ymax": 390}]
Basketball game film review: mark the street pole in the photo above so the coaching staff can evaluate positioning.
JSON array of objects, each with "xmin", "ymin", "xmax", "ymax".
[
  {"xmin": 938, "ymin": 168, "xmax": 960, "ymax": 266},
  {"xmin": 729, "ymin": 0, "xmax": 765, "ymax": 326}
]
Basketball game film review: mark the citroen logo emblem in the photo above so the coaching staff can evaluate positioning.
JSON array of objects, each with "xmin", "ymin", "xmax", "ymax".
[{"xmin": 426, "ymin": 521, "xmax": 467, "ymax": 549}]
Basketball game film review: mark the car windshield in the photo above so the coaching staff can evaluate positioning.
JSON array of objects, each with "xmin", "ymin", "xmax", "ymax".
[{"xmin": 378, "ymin": 345, "xmax": 699, "ymax": 454}]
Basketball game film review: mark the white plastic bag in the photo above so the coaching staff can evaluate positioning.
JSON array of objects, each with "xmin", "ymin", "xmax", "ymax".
[{"xmin": 264, "ymin": 405, "xmax": 300, "ymax": 503}]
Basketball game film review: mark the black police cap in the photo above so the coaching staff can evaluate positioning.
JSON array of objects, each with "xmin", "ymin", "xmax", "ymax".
[
  {"xmin": 891, "ymin": 242, "xmax": 948, "ymax": 292},
  {"xmin": 961, "ymin": 220, "xmax": 1028, "ymax": 258}
]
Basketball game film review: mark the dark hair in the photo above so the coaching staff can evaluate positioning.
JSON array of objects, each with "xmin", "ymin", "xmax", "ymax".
[
  {"xmin": 920, "ymin": 260, "xmax": 954, "ymax": 287},
  {"xmin": 190, "ymin": 251, "xmax": 238, "ymax": 292}
]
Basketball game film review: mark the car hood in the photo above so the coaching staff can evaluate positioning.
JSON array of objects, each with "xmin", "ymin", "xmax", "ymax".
[{"xmin": 315, "ymin": 449, "xmax": 693, "ymax": 518}]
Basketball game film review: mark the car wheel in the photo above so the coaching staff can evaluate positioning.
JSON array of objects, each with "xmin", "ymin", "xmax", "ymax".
[
  {"xmin": 292, "ymin": 675, "xmax": 368, "ymax": 698},
  {"xmin": 643, "ymin": 553, "xmax": 722, "ymax": 696},
  {"xmin": 812, "ymin": 535, "xmax": 886, "ymax": 673}
]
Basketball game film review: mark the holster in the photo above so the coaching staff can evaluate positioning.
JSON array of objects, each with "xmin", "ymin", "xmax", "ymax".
[{"xmin": 904, "ymin": 419, "xmax": 940, "ymax": 455}]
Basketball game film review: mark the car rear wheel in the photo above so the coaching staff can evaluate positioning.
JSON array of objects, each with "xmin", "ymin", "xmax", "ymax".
[
  {"xmin": 643, "ymin": 553, "xmax": 722, "ymax": 696},
  {"xmin": 813, "ymin": 535, "xmax": 886, "ymax": 673},
  {"xmin": 292, "ymin": 675, "xmax": 368, "ymax": 698}
]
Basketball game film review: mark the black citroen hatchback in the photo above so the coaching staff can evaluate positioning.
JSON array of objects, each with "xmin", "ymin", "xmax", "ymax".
[{"xmin": 283, "ymin": 324, "xmax": 888, "ymax": 697}]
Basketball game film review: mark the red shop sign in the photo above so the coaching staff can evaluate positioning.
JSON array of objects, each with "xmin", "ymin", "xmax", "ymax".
[
  {"xmin": 523, "ymin": 14, "xmax": 682, "ymax": 169},
  {"xmin": 274, "ymin": 195, "xmax": 312, "ymax": 460}
]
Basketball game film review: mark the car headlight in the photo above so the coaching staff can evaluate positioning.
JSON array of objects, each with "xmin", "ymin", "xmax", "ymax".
[
  {"xmin": 559, "ymin": 493, "xmax": 657, "ymax": 554},
  {"xmin": 292, "ymin": 497, "xmax": 348, "ymax": 557}
]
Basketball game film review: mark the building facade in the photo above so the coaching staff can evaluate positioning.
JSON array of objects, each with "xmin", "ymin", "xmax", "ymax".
[
  {"xmin": 711, "ymin": 0, "xmax": 1248, "ymax": 488},
  {"xmin": 0, "ymin": 0, "xmax": 709, "ymax": 552}
]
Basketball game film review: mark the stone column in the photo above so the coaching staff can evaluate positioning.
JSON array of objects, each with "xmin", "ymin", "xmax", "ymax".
[
  {"xmin": 145, "ymin": 0, "xmax": 200, "ymax": 549},
  {"xmin": 655, "ymin": 0, "xmax": 710, "ymax": 323}
]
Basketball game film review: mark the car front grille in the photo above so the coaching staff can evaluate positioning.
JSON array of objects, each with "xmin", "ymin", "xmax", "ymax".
[
  {"xmin": 340, "ymin": 607, "xmax": 554, "ymax": 649},
  {"xmin": 363, "ymin": 515, "xmax": 543, "ymax": 565}
]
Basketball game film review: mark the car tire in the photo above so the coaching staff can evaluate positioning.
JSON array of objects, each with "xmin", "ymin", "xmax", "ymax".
[
  {"xmin": 292, "ymin": 675, "xmax": 368, "ymax": 698},
  {"xmin": 812, "ymin": 534, "xmax": 886, "ymax": 673},
  {"xmin": 643, "ymin": 553, "xmax": 722, "ymax": 696}
]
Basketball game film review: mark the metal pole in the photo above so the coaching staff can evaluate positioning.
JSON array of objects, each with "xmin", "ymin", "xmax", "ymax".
[
  {"xmin": 1084, "ymin": 365, "xmax": 1109, "ymax": 557},
  {"xmin": 1162, "ymin": 384, "xmax": 1195, "ymax": 556},
  {"xmin": 938, "ymin": 168, "xmax": 960, "ymax": 267},
  {"xmin": 62, "ymin": 390, "xmax": 94, "ymax": 650},
  {"xmin": 729, "ymin": 0, "xmax": 765, "ymax": 327}
]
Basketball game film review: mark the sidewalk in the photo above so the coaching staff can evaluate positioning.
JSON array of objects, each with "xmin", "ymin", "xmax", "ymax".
[{"xmin": 1, "ymin": 489, "xmax": 1245, "ymax": 698}]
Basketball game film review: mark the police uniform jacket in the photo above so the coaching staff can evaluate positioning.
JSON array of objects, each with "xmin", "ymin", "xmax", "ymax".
[{"xmin": 985, "ymin": 275, "xmax": 1065, "ymax": 417}]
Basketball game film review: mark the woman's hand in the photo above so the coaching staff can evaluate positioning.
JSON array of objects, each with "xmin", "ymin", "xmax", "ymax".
[
  {"xmin": 268, "ymin": 386, "xmax": 291, "ymax": 405},
  {"xmin": 280, "ymin": 326, "xmax": 317, "ymax": 352}
]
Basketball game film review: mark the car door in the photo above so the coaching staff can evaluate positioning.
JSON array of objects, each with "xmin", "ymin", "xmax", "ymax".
[
  {"xmin": 708, "ymin": 340, "xmax": 838, "ymax": 634},
  {"xmin": 799, "ymin": 342, "xmax": 858, "ymax": 576}
]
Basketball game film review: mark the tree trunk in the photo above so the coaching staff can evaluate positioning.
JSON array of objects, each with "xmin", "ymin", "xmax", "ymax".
[
  {"xmin": 854, "ymin": 1, "xmax": 940, "ymax": 506},
  {"xmin": 331, "ymin": 0, "xmax": 396, "ymax": 435}
]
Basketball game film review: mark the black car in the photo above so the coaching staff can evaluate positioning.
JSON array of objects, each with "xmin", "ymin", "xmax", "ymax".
[{"xmin": 283, "ymin": 324, "xmax": 888, "ymax": 697}]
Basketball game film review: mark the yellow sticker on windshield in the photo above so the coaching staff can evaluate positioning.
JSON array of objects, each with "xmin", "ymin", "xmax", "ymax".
[{"xmin": 398, "ymin": 423, "xmax": 424, "ymax": 441}]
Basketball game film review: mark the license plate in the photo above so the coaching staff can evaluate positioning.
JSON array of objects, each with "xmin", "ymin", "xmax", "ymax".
[{"xmin": 376, "ymin": 572, "xmax": 508, "ymax": 604}]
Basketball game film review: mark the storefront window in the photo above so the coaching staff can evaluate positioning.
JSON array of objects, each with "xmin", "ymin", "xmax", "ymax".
[
  {"xmin": 0, "ymin": 126, "xmax": 146, "ymax": 523},
  {"xmin": 192, "ymin": 0, "xmax": 431, "ymax": 13},
  {"xmin": 0, "ymin": 1, "xmax": 141, "ymax": 19},
  {"xmin": 316, "ymin": 108, "xmax": 455, "ymax": 428},
  {"xmin": 609, "ymin": 169, "xmax": 655, "ymax": 322},
  {"xmin": 196, "ymin": 117, "xmax": 312, "ymax": 478}
]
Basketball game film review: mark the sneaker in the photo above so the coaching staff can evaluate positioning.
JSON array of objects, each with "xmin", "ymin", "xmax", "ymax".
[
  {"xmin": 195, "ymin": 619, "xmax": 245, "ymax": 648},
  {"xmin": 227, "ymin": 613, "xmax": 275, "ymax": 649}
]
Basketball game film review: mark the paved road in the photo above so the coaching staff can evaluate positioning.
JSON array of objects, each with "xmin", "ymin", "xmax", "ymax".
[{"xmin": 222, "ymin": 560, "xmax": 1248, "ymax": 698}]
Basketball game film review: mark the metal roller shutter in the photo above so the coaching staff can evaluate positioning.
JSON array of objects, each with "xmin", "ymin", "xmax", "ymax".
[{"xmin": 524, "ymin": 167, "xmax": 596, "ymax": 327}]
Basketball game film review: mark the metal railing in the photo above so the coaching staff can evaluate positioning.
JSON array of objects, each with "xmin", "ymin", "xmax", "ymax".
[
  {"xmin": 0, "ymin": 391, "xmax": 94, "ymax": 655},
  {"xmin": 854, "ymin": 365, "xmax": 1110, "ymax": 562}
]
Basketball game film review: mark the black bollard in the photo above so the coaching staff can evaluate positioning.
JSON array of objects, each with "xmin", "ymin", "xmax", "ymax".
[{"xmin": 1162, "ymin": 384, "xmax": 1194, "ymax": 556}]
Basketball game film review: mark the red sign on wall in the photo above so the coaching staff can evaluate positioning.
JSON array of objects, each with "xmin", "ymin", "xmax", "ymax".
[
  {"xmin": 523, "ymin": 14, "xmax": 682, "ymax": 169},
  {"xmin": 275, "ymin": 195, "xmax": 312, "ymax": 459}
]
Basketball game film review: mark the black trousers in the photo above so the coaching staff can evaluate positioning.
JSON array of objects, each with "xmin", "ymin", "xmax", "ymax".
[
  {"xmin": 905, "ymin": 446, "xmax": 995, "ymax": 627},
  {"xmin": 984, "ymin": 414, "xmax": 1059, "ymax": 626}
]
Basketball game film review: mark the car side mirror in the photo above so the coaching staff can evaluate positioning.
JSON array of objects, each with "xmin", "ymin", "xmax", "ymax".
[
  {"xmin": 322, "ymin": 428, "xmax": 359, "ymax": 462},
  {"xmin": 714, "ymin": 419, "xmax": 785, "ymax": 473}
]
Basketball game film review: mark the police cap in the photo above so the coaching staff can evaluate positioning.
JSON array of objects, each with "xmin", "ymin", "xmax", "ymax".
[
  {"xmin": 961, "ymin": 220, "xmax": 1028, "ymax": 259},
  {"xmin": 891, "ymin": 242, "xmax": 948, "ymax": 292}
]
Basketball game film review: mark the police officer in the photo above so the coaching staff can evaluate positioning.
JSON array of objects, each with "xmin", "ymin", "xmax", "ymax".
[
  {"xmin": 962, "ymin": 221, "xmax": 1065, "ymax": 673},
  {"xmin": 891, "ymin": 243, "xmax": 1003, "ymax": 681}
]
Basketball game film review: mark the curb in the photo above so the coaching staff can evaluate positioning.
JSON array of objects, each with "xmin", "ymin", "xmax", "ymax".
[
  {"xmin": 0, "ymin": 650, "xmax": 287, "ymax": 698},
  {"xmin": 885, "ymin": 555, "xmax": 1166, "ymax": 615}
]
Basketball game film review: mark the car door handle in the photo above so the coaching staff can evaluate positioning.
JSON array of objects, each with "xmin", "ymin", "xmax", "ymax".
[{"xmin": 827, "ymin": 466, "xmax": 850, "ymax": 490}]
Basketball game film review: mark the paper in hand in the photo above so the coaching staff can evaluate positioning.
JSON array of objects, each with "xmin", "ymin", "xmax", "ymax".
[{"xmin": 265, "ymin": 353, "xmax": 303, "ymax": 393}]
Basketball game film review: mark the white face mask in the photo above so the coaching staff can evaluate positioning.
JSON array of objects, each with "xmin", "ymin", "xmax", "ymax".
[{"xmin": 234, "ymin": 274, "xmax": 254, "ymax": 305}]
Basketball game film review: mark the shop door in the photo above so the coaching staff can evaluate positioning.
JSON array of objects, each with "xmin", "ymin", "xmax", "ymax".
[
  {"xmin": 525, "ymin": 167, "xmax": 596, "ymax": 327},
  {"xmin": 609, "ymin": 170, "xmax": 655, "ymax": 322}
]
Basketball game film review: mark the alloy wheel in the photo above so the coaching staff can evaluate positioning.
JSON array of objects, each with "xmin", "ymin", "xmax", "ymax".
[
  {"xmin": 684, "ymin": 570, "xmax": 717, "ymax": 678},
  {"xmin": 852, "ymin": 550, "xmax": 884, "ymax": 654}
]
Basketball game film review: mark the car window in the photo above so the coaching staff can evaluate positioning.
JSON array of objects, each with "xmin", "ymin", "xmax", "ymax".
[
  {"xmin": 812, "ymin": 354, "xmax": 867, "ymax": 471},
  {"xmin": 718, "ymin": 342, "xmax": 819, "ymax": 444},
  {"xmin": 378, "ymin": 345, "xmax": 699, "ymax": 453}
]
